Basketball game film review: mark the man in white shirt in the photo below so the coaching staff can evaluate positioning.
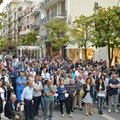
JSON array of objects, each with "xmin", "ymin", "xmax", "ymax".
[
  {"xmin": 42, "ymin": 68, "xmax": 50, "ymax": 80},
  {"xmin": 21, "ymin": 80, "xmax": 33, "ymax": 120},
  {"xmin": 75, "ymin": 66, "xmax": 81, "ymax": 77},
  {"xmin": 33, "ymin": 75, "xmax": 43, "ymax": 117}
]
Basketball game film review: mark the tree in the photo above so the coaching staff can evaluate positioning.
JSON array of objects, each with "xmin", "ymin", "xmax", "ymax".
[
  {"xmin": 19, "ymin": 32, "xmax": 38, "ymax": 46},
  {"xmin": 71, "ymin": 15, "xmax": 93, "ymax": 62},
  {"xmin": 46, "ymin": 20, "xmax": 70, "ymax": 56},
  {"xmin": 0, "ymin": 0, "xmax": 3, "ymax": 4},
  {"xmin": 92, "ymin": 6, "xmax": 120, "ymax": 66}
]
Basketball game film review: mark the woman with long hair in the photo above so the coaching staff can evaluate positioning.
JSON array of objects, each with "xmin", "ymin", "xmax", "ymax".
[
  {"xmin": 96, "ymin": 78, "xmax": 106, "ymax": 114},
  {"xmin": 82, "ymin": 78, "xmax": 93, "ymax": 116}
]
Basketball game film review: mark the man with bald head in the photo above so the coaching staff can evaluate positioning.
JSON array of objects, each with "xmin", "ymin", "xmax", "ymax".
[
  {"xmin": 44, "ymin": 80, "xmax": 56, "ymax": 120},
  {"xmin": 4, "ymin": 94, "xmax": 22, "ymax": 120}
]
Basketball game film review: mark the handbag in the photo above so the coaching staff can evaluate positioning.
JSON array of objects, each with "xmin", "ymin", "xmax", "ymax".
[
  {"xmin": 65, "ymin": 93, "xmax": 69, "ymax": 98},
  {"xmin": 80, "ymin": 88, "xmax": 85, "ymax": 98}
]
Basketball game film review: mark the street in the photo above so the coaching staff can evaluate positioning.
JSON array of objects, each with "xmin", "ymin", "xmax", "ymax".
[{"xmin": 2, "ymin": 105, "xmax": 119, "ymax": 120}]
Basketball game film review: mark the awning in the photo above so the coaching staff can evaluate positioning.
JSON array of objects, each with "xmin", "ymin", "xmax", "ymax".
[
  {"xmin": 17, "ymin": 46, "xmax": 40, "ymax": 50},
  {"xmin": 65, "ymin": 43, "xmax": 78, "ymax": 49}
]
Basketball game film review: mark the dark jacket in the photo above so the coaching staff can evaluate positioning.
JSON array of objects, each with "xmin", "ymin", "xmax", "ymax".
[
  {"xmin": 4, "ymin": 100, "xmax": 18, "ymax": 119},
  {"xmin": 82, "ymin": 84, "xmax": 93, "ymax": 98}
]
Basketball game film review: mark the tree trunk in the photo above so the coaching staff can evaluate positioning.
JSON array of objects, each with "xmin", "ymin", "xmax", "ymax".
[
  {"xmin": 108, "ymin": 43, "xmax": 114, "ymax": 67},
  {"xmin": 108, "ymin": 42, "xmax": 111, "ymax": 67},
  {"xmin": 78, "ymin": 47, "xmax": 80, "ymax": 60},
  {"xmin": 84, "ymin": 48, "xmax": 87, "ymax": 64}
]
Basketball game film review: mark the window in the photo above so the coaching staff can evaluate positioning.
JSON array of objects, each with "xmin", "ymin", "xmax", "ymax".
[{"xmin": 94, "ymin": 2, "xmax": 98, "ymax": 9}]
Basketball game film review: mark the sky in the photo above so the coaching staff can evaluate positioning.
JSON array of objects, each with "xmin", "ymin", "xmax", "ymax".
[{"xmin": 0, "ymin": 0, "xmax": 12, "ymax": 12}]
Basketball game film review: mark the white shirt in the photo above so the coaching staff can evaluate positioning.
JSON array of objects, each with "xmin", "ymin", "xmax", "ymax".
[
  {"xmin": 80, "ymin": 79, "xmax": 85, "ymax": 84},
  {"xmin": 0, "ymin": 88, "xmax": 5, "ymax": 100},
  {"xmin": 75, "ymin": 70, "xmax": 81, "ymax": 76},
  {"xmin": 30, "ymin": 71, "xmax": 36, "ymax": 78},
  {"xmin": 21, "ymin": 86, "xmax": 33, "ymax": 101},
  {"xmin": 42, "ymin": 72, "xmax": 50, "ymax": 80},
  {"xmin": 33, "ymin": 81, "xmax": 42, "ymax": 97}
]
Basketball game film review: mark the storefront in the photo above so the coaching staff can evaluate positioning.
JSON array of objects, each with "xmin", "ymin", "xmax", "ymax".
[
  {"xmin": 66, "ymin": 43, "xmax": 93, "ymax": 63},
  {"xmin": 17, "ymin": 46, "xmax": 41, "ymax": 58}
]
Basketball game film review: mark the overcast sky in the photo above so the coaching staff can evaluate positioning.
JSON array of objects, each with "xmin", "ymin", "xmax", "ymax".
[{"xmin": 0, "ymin": 0, "xmax": 12, "ymax": 12}]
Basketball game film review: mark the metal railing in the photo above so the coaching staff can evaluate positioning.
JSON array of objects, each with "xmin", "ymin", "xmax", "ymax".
[
  {"xmin": 40, "ymin": 10, "xmax": 66, "ymax": 24},
  {"xmin": 31, "ymin": 22, "xmax": 39, "ymax": 29}
]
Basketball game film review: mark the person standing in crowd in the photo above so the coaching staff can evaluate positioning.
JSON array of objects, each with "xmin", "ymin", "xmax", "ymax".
[
  {"xmin": 66, "ymin": 79, "xmax": 76, "ymax": 112},
  {"xmin": 57, "ymin": 78, "xmax": 73, "ymax": 118},
  {"xmin": 92, "ymin": 71, "xmax": 100, "ymax": 103},
  {"xmin": 82, "ymin": 78, "xmax": 93, "ymax": 116},
  {"xmin": 21, "ymin": 80, "xmax": 34, "ymax": 120},
  {"xmin": 8, "ymin": 67, "xmax": 18, "ymax": 95},
  {"xmin": 33, "ymin": 75, "xmax": 43, "ymax": 117},
  {"xmin": 30, "ymin": 68, "xmax": 36, "ymax": 80},
  {"xmin": 108, "ymin": 73, "xmax": 120, "ymax": 113},
  {"xmin": 16, "ymin": 72, "xmax": 26, "ymax": 101},
  {"xmin": 4, "ymin": 94, "xmax": 22, "ymax": 120},
  {"xmin": 42, "ymin": 68, "xmax": 50, "ymax": 81},
  {"xmin": 44, "ymin": 80, "xmax": 56, "ymax": 120},
  {"xmin": 51, "ymin": 71, "xmax": 60, "ymax": 87},
  {"xmin": 0, "ymin": 81, "xmax": 4, "ymax": 119},
  {"xmin": 0, "ymin": 69, "xmax": 11, "ymax": 101},
  {"xmin": 74, "ymin": 76, "xmax": 83, "ymax": 110},
  {"xmin": 96, "ymin": 78, "xmax": 106, "ymax": 114}
]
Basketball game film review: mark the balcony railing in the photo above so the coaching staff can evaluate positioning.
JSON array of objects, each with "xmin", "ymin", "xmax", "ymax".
[
  {"xmin": 41, "ymin": 0, "xmax": 50, "ymax": 7},
  {"xmin": 40, "ymin": 0, "xmax": 60, "ymax": 9},
  {"xmin": 40, "ymin": 10, "xmax": 66, "ymax": 24},
  {"xmin": 17, "ymin": 12, "xmax": 23, "ymax": 18},
  {"xmin": 31, "ymin": 22, "xmax": 40, "ymax": 29},
  {"xmin": 31, "ymin": 7, "xmax": 40, "ymax": 16}
]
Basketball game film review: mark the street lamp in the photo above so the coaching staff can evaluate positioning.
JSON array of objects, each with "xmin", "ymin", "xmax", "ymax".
[{"xmin": 36, "ymin": 36, "xmax": 43, "ymax": 59}]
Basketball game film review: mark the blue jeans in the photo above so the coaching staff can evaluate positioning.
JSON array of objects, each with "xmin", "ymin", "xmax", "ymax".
[
  {"xmin": 40, "ymin": 95, "xmax": 45, "ymax": 114},
  {"xmin": 97, "ymin": 96, "xmax": 105, "ymax": 111}
]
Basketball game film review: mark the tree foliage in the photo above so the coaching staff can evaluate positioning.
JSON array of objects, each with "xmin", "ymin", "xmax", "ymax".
[
  {"xmin": 92, "ymin": 6, "xmax": 120, "ymax": 66},
  {"xmin": 71, "ymin": 15, "xmax": 93, "ymax": 62},
  {"xmin": 0, "ymin": 0, "xmax": 3, "ymax": 4},
  {"xmin": 46, "ymin": 20, "xmax": 70, "ymax": 50},
  {"xmin": 19, "ymin": 32, "xmax": 38, "ymax": 46}
]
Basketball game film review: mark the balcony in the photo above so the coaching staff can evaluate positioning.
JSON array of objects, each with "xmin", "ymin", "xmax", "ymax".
[
  {"xmin": 31, "ymin": 7, "xmax": 40, "ymax": 16},
  {"xmin": 18, "ymin": 21, "xmax": 23, "ymax": 27},
  {"xmin": 41, "ymin": 0, "xmax": 61, "ymax": 10},
  {"xmin": 31, "ymin": 22, "xmax": 40, "ymax": 29},
  {"xmin": 40, "ymin": 10, "xmax": 67, "ymax": 24},
  {"xmin": 17, "ymin": 12, "xmax": 23, "ymax": 18}
]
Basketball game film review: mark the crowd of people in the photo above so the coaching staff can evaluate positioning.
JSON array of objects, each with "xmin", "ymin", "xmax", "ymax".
[{"xmin": 0, "ymin": 54, "xmax": 120, "ymax": 120}]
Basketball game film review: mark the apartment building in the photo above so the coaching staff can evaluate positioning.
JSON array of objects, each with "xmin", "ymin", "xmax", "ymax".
[
  {"xmin": 17, "ymin": 1, "xmax": 34, "ymax": 36},
  {"xmin": 1, "ymin": 0, "xmax": 21, "ymax": 46},
  {"xmin": 40, "ymin": 0, "xmax": 119, "ymax": 62}
]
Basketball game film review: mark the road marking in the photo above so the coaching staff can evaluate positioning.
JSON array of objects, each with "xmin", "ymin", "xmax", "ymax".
[{"xmin": 93, "ymin": 108, "xmax": 116, "ymax": 120}]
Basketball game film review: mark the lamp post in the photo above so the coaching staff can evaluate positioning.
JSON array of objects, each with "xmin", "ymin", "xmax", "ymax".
[{"xmin": 36, "ymin": 36, "xmax": 43, "ymax": 59}]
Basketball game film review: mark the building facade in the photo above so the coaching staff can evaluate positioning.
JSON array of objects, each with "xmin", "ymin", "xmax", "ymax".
[{"xmin": 40, "ymin": 0, "xmax": 119, "ymax": 63}]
